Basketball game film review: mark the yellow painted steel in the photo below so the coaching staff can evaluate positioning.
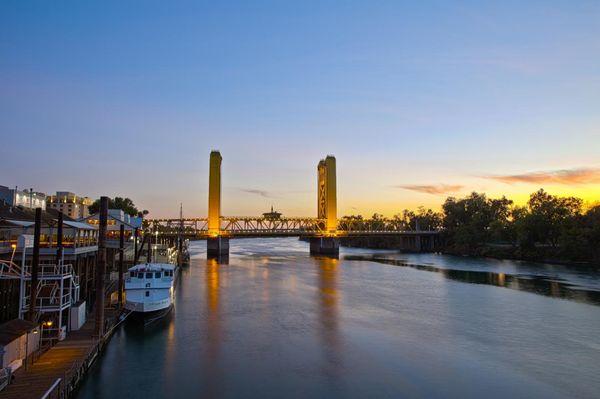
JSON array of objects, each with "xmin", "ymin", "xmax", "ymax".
[
  {"xmin": 317, "ymin": 155, "xmax": 337, "ymax": 233},
  {"xmin": 208, "ymin": 151, "xmax": 222, "ymax": 235}
]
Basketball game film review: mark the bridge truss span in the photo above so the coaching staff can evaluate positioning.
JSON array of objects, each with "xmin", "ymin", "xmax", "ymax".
[{"xmin": 147, "ymin": 217, "xmax": 439, "ymax": 238}]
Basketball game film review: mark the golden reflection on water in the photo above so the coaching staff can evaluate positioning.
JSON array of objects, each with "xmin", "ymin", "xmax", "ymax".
[
  {"xmin": 205, "ymin": 258, "xmax": 222, "ymax": 397},
  {"xmin": 315, "ymin": 256, "xmax": 342, "ymax": 378},
  {"xmin": 206, "ymin": 258, "xmax": 220, "ymax": 312}
]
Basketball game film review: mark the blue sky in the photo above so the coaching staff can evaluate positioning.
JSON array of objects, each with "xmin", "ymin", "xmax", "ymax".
[{"xmin": 1, "ymin": 1, "xmax": 599, "ymax": 217}]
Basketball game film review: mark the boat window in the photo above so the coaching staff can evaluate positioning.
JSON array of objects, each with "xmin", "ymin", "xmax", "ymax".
[
  {"xmin": 145, "ymin": 291, "xmax": 150, "ymax": 297},
  {"xmin": 155, "ymin": 272, "xmax": 161, "ymax": 278},
  {"xmin": 137, "ymin": 273, "xmax": 144, "ymax": 279},
  {"xmin": 130, "ymin": 272, "xmax": 136, "ymax": 278},
  {"xmin": 146, "ymin": 272, "xmax": 153, "ymax": 279}
]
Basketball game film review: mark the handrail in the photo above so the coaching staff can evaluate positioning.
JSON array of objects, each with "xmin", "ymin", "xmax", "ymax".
[{"xmin": 40, "ymin": 377, "xmax": 61, "ymax": 399}]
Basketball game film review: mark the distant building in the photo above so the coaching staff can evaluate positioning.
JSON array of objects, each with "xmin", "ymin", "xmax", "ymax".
[
  {"xmin": 79, "ymin": 208, "xmax": 143, "ymax": 247},
  {"xmin": 0, "ymin": 185, "xmax": 47, "ymax": 210},
  {"xmin": 46, "ymin": 191, "xmax": 93, "ymax": 219},
  {"xmin": 262, "ymin": 206, "xmax": 282, "ymax": 220}
]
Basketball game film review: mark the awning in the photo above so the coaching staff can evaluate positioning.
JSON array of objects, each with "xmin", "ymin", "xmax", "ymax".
[
  {"xmin": 0, "ymin": 219, "xmax": 35, "ymax": 228},
  {"xmin": 64, "ymin": 221, "xmax": 98, "ymax": 230}
]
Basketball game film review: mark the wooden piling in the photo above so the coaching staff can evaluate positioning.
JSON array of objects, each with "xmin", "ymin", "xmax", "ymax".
[
  {"xmin": 133, "ymin": 227, "xmax": 139, "ymax": 262},
  {"xmin": 146, "ymin": 231, "xmax": 152, "ymax": 263},
  {"xmin": 95, "ymin": 197, "xmax": 108, "ymax": 338},
  {"xmin": 28, "ymin": 207, "xmax": 42, "ymax": 322},
  {"xmin": 118, "ymin": 224, "xmax": 125, "ymax": 308},
  {"xmin": 56, "ymin": 211, "xmax": 63, "ymax": 265}
]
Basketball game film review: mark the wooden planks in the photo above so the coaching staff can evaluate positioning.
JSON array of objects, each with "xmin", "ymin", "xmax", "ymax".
[{"xmin": 1, "ymin": 309, "xmax": 121, "ymax": 399}]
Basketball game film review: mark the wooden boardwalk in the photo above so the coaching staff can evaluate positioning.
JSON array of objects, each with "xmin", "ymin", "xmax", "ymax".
[{"xmin": 1, "ymin": 309, "xmax": 123, "ymax": 399}]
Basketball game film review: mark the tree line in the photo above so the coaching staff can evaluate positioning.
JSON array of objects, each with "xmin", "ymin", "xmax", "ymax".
[{"xmin": 342, "ymin": 189, "xmax": 600, "ymax": 266}]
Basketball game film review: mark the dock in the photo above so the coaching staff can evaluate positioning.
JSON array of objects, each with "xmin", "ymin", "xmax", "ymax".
[{"xmin": 1, "ymin": 309, "xmax": 126, "ymax": 399}]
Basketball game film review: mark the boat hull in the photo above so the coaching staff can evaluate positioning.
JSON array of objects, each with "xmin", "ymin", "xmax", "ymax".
[{"xmin": 124, "ymin": 297, "xmax": 172, "ymax": 313}]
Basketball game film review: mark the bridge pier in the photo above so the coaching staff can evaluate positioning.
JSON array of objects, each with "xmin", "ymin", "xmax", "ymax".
[
  {"xmin": 207, "ymin": 236, "xmax": 229, "ymax": 258},
  {"xmin": 310, "ymin": 237, "xmax": 339, "ymax": 256}
]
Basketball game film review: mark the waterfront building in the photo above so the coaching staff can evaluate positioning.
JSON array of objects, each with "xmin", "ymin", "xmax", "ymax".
[
  {"xmin": 0, "ymin": 186, "xmax": 46, "ymax": 210},
  {"xmin": 46, "ymin": 191, "xmax": 93, "ymax": 219},
  {"xmin": 0, "ymin": 203, "xmax": 99, "ymax": 328},
  {"xmin": 79, "ymin": 209, "xmax": 142, "ymax": 274},
  {"xmin": 80, "ymin": 208, "xmax": 142, "ymax": 243}
]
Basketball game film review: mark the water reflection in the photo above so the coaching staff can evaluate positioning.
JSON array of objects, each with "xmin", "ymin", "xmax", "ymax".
[
  {"xmin": 205, "ymin": 258, "xmax": 223, "ymax": 397},
  {"xmin": 76, "ymin": 239, "xmax": 600, "ymax": 399},
  {"xmin": 314, "ymin": 256, "xmax": 343, "ymax": 383},
  {"xmin": 345, "ymin": 255, "xmax": 600, "ymax": 305}
]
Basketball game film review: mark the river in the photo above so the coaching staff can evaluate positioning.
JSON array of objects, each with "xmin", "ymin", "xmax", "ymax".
[{"xmin": 77, "ymin": 238, "xmax": 600, "ymax": 398}]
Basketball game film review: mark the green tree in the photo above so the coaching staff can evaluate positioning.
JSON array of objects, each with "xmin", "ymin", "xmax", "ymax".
[
  {"xmin": 518, "ymin": 189, "xmax": 582, "ymax": 249},
  {"xmin": 89, "ymin": 197, "xmax": 147, "ymax": 217},
  {"xmin": 442, "ymin": 192, "xmax": 513, "ymax": 251}
]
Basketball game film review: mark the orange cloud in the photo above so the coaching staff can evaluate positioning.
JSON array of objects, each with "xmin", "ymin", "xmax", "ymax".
[
  {"xmin": 487, "ymin": 167, "xmax": 600, "ymax": 185},
  {"xmin": 397, "ymin": 184, "xmax": 463, "ymax": 195}
]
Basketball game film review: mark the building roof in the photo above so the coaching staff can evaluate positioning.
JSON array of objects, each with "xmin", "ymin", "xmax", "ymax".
[
  {"xmin": 79, "ymin": 213, "xmax": 141, "ymax": 230},
  {"xmin": 0, "ymin": 319, "xmax": 38, "ymax": 345},
  {"xmin": 0, "ymin": 202, "xmax": 75, "ymax": 224},
  {"xmin": 0, "ymin": 203, "xmax": 95, "ymax": 230},
  {"xmin": 64, "ymin": 220, "xmax": 97, "ymax": 230}
]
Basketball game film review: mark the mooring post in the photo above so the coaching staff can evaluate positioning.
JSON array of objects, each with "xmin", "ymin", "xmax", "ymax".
[
  {"xmin": 28, "ymin": 207, "xmax": 42, "ymax": 322},
  {"xmin": 146, "ymin": 231, "xmax": 152, "ymax": 263},
  {"xmin": 133, "ymin": 227, "xmax": 139, "ymax": 261},
  {"xmin": 118, "ymin": 224, "xmax": 125, "ymax": 309},
  {"xmin": 95, "ymin": 196, "xmax": 108, "ymax": 338},
  {"xmin": 56, "ymin": 211, "xmax": 63, "ymax": 265}
]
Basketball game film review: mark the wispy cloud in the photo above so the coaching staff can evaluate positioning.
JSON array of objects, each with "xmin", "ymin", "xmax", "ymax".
[
  {"xmin": 396, "ymin": 184, "xmax": 463, "ymax": 195},
  {"xmin": 239, "ymin": 188, "xmax": 273, "ymax": 198},
  {"xmin": 486, "ymin": 167, "xmax": 600, "ymax": 185}
]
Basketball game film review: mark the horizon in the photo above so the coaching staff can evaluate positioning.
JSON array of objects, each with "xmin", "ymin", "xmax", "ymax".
[{"xmin": 1, "ymin": 1, "xmax": 599, "ymax": 218}]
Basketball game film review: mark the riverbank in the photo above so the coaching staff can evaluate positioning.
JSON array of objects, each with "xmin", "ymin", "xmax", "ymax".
[{"xmin": 339, "ymin": 236, "xmax": 600, "ymax": 269}]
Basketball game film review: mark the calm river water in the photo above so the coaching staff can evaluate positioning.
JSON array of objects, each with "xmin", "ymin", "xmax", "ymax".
[{"xmin": 77, "ymin": 238, "xmax": 600, "ymax": 398}]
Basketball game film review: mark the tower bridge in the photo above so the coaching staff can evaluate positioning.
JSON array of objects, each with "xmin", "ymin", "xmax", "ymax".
[{"xmin": 146, "ymin": 151, "xmax": 439, "ymax": 258}]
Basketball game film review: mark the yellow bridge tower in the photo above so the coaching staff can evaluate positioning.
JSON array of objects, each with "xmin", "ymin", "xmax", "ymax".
[
  {"xmin": 311, "ymin": 155, "xmax": 340, "ymax": 255},
  {"xmin": 207, "ymin": 150, "xmax": 229, "ymax": 258}
]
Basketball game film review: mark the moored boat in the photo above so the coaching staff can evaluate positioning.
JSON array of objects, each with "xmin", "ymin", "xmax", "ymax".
[{"xmin": 124, "ymin": 263, "xmax": 179, "ymax": 323}]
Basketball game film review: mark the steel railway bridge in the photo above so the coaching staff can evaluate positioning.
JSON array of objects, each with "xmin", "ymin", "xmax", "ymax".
[{"xmin": 146, "ymin": 151, "xmax": 439, "ymax": 258}]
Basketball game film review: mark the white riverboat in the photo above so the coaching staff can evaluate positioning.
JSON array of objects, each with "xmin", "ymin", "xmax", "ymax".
[{"xmin": 124, "ymin": 263, "xmax": 178, "ymax": 321}]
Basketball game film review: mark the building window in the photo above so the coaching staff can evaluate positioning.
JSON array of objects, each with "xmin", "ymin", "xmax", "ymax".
[{"xmin": 145, "ymin": 291, "xmax": 150, "ymax": 297}]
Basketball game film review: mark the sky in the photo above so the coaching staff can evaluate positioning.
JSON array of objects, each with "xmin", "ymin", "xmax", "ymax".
[{"xmin": 1, "ymin": 1, "xmax": 599, "ymax": 218}]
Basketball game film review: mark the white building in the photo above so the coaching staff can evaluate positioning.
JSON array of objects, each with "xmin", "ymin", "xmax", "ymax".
[
  {"xmin": 46, "ymin": 191, "xmax": 92, "ymax": 219},
  {"xmin": 0, "ymin": 186, "xmax": 46, "ymax": 210}
]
